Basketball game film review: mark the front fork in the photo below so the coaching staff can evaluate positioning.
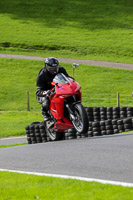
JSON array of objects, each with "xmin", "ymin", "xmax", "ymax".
[
  {"xmin": 66, "ymin": 100, "xmax": 81, "ymax": 120},
  {"xmin": 65, "ymin": 104, "xmax": 76, "ymax": 120}
]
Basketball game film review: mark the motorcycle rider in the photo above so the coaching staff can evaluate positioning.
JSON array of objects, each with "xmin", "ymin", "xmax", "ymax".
[{"xmin": 36, "ymin": 57, "xmax": 70, "ymax": 121}]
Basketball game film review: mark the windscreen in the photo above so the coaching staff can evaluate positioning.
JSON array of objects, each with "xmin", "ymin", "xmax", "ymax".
[{"xmin": 53, "ymin": 73, "xmax": 70, "ymax": 84}]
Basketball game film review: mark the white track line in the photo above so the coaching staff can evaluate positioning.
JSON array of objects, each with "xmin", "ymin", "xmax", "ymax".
[{"xmin": 0, "ymin": 169, "xmax": 133, "ymax": 187}]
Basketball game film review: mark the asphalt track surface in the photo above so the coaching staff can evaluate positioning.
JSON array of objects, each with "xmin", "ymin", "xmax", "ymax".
[
  {"xmin": 0, "ymin": 133, "xmax": 133, "ymax": 184},
  {"xmin": 0, "ymin": 136, "xmax": 27, "ymax": 145}
]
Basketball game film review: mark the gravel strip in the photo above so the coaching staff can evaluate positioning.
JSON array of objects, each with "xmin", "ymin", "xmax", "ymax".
[{"xmin": 0, "ymin": 53, "xmax": 133, "ymax": 70}]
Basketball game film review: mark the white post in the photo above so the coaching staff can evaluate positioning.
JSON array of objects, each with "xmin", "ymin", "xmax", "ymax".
[
  {"xmin": 117, "ymin": 92, "xmax": 120, "ymax": 107},
  {"xmin": 72, "ymin": 63, "xmax": 79, "ymax": 79},
  {"xmin": 27, "ymin": 91, "xmax": 30, "ymax": 111}
]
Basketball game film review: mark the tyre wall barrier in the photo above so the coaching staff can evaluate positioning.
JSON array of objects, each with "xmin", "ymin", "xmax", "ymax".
[
  {"xmin": 86, "ymin": 106, "xmax": 133, "ymax": 137},
  {"xmin": 25, "ymin": 107, "xmax": 133, "ymax": 144},
  {"xmin": 25, "ymin": 122, "xmax": 47, "ymax": 144}
]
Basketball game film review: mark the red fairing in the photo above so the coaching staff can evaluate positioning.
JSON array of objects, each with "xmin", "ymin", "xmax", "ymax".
[
  {"xmin": 55, "ymin": 78, "xmax": 81, "ymax": 96},
  {"xmin": 54, "ymin": 118, "xmax": 73, "ymax": 132},
  {"xmin": 49, "ymin": 76, "xmax": 82, "ymax": 131},
  {"xmin": 50, "ymin": 96, "xmax": 64, "ymax": 119}
]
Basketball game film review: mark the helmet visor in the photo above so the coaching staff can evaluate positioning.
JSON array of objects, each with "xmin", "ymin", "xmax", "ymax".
[{"xmin": 46, "ymin": 65, "xmax": 59, "ymax": 75}]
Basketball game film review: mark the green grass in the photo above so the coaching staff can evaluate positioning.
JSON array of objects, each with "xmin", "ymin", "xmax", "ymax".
[
  {"xmin": 0, "ymin": 58, "xmax": 41, "ymax": 111},
  {"xmin": 0, "ymin": 143, "xmax": 27, "ymax": 148},
  {"xmin": 0, "ymin": 0, "xmax": 133, "ymax": 63},
  {"xmin": 0, "ymin": 111, "xmax": 42, "ymax": 138},
  {"xmin": 0, "ymin": 171, "xmax": 133, "ymax": 200}
]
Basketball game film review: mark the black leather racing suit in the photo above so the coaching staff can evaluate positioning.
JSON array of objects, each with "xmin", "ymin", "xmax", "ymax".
[{"xmin": 36, "ymin": 65, "xmax": 69, "ymax": 113}]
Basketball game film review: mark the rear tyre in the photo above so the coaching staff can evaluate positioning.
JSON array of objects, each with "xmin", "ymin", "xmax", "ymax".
[
  {"xmin": 45, "ymin": 123, "xmax": 64, "ymax": 141},
  {"xmin": 72, "ymin": 103, "xmax": 89, "ymax": 134}
]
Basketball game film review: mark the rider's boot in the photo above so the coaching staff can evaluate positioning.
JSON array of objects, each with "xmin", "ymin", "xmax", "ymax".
[{"xmin": 42, "ymin": 111, "xmax": 49, "ymax": 122}]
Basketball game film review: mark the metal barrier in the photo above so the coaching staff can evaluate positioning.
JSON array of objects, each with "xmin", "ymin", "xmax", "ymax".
[{"xmin": 82, "ymin": 92, "xmax": 133, "ymax": 107}]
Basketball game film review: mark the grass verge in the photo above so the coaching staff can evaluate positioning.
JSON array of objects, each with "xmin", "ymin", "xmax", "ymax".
[
  {"xmin": 0, "ymin": 143, "xmax": 27, "ymax": 148},
  {"xmin": 0, "ymin": 111, "xmax": 42, "ymax": 138},
  {"xmin": 0, "ymin": 171, "xmax": 133, "ymax": 200}
]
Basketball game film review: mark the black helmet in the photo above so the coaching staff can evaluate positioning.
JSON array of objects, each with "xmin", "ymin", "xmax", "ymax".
[{"xmin": 45, "ymin": 57, "xmax": 59, "ymax": 75}]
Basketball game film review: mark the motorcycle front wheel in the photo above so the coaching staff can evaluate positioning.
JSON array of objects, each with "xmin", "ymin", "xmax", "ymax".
[{"xmin": 72, "ymin": 103, "xmax": 88, "ymax": 134}]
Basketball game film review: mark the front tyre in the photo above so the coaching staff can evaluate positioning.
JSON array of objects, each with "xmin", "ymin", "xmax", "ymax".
[{"xmin": 72, "ymin": 103, "xmax": 88, "ymax": 134}]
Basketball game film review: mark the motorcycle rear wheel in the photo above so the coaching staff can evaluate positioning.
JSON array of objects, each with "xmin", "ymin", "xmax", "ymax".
[
  {"xmin": 72, "ymin": 103, "xmax": 88, "ymax": 134},
  {"xmin": 45, "ymin": 123, "xmax": 64, "ymax": 141}
]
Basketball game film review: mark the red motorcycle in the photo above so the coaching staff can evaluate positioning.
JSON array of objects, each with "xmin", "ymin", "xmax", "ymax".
[{"xmin": 45, "ymin": 73, "xmax": 88, "ymax": 141}]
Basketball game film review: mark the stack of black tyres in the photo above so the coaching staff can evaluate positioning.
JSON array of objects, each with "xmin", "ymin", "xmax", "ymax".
[
  {"xmin": 100, "ymin": 120, "xmax": 106, "ymax": 135},
  {"xmin": 86, "ymin": 107, "xmax": 93, "ymax": 121},
  {"xmin": 117, "ymin": 119, "xmax": 124, "ymax": 133},
  {"xmin": 105, "ymin": 120, "xmax": 114, "ymax": 135},
  {"xmin": 25, "ymin": 107, "xmax": 133, "ymax": 144},
  {"xmin": 65, "ymin": 128, "xmax": 77, "ymax": 139},
  {"xmin": 127, "ymin": 107, "xmax": 133, "ymax": 117},
  {"xmin": 123, "ymin": 117, "xmax": 133, "ymax": 132},
  {"xmin": 100, "ymin": 107, "xmax": 107, "ymax": 121},
  {"xmin": 85, "ymin": 106, "xmax": 133, "ymax": 137},
  {"xmin": 120, "ymin": 107, "xmax": 127, "ymax": 118},
  {"xmin": 25, "ymin": 122, "xmax": 47, "ymax": 144},
  {"xmin": 93, "ymin": 107, "xmax": 100, "ymax": 122},
  {"xmin": 113, "ymin": 107, "xmax": 120, "ymax": 119},
  {"xmin": 92, "ymin": 121, "xmax": 101, "ymax": 136},
  {"xmin": 39, "ymin": 123, "xmax": 48, "ymax": 142},
  {"xmin": 88, "ymin": 122, "xmax": 93, "ymax": 137},
  {"xmin": 106, "ymin": 107, "xmax": 113, "ymax": 120},
  {"xmin": 112, "ymin": 119, "xmax": 119, "ymax": 134}
]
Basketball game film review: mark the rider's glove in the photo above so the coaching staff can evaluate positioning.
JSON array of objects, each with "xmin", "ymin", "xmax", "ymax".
[
  {"xmin": 42, "ymin": 91, "xmax": 47, "ymax": 96},
  {"xmin": 43, "ymin": 90, "xmax": 51, "ymax": 97},
  {"xmin": 46, "ymin": 90, "xmax": 51, "ymax": 96}
]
